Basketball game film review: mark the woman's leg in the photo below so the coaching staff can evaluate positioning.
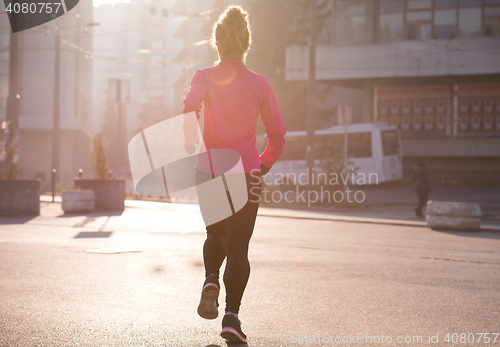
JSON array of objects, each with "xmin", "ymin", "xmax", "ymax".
[
  {"xmin": 223, "ymin": 173, "xmax": 262, "ymax": 314},
  {"xmin": 196, "ymin": 168, "xmax": 228, "ymax": 278},
  {"xmin": 204, "ymin": 220, "xmax": 227, "ymax": 278}
]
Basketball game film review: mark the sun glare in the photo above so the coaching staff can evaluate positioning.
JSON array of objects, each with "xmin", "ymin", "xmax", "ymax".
[{"xmin": 93, "ymin": 0, "xmax": 131, "ymax": 8}]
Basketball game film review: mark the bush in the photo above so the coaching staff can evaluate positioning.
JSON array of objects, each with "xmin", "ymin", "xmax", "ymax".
[
  {"xmin": 92, "ymin": 134, "xmax": 109, "ymax": 179},
  {"xmin": 1, "ymin": 120, "xmax": 18, "ymax": 180}
]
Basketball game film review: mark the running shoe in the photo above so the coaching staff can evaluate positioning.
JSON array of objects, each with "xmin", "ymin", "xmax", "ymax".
[
  {"xmin": 197, "ymin": 274, "xmax": 219, "ymax": 320},
  {"xmin": 220, "ymin": 314, "xmax": 247, "ymax": 343}
]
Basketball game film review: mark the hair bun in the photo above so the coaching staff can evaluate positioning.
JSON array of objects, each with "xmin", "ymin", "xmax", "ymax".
[
  {"xmin": 226, "ymin": 7, "xmax": 246, "ymax": 19},
  {"xmin": 213, "ymin": 6, "xmax": 252, "ymax": 59},
  {"xmin": 224, "ymin": 7, "xmax": 247, "ymax": 27}
]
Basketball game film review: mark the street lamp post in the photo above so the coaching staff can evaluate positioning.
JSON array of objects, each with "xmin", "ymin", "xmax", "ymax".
[
  {"xmin": 52, "ymin": 27, "xmax": 61, "ymax": 183},
  {"xmin": 6, "ymin": 15, "xmax": 21, "ymax": 166},
  {"xmin": 306, "ymin": 0, "xmax": 317, "ymax": 191},
  {"xmin": 6, "ymin": 31, "xmax": 20, "ymax": 124}
]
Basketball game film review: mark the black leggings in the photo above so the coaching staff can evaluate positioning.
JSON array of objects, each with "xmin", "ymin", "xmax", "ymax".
[{"xmin": 201, "ymin": 172, "xmax": 261, "ymax": 314}]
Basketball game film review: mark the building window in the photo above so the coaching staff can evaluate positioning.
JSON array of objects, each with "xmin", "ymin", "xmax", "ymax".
[
  {"xmin": 459, "ymin": 5, "xmax": 482, "ymax": 37},
  {"xmin": 484, "ymin": 1, "xmax": 500, "ymax": 36},
  {"xmin": 381, "ymin": 130, "xmax": 400, "ymax": 156},
  {"xmin": 405, "ymin": 2, "xmax": 432, "ymax": 40},
  {"xmin": 485, "ymin": 18, "xmax": 500, "ymax": 35},
  {"xmin": 318, "ymin": 0, "xmax": 334, "ymax": 44},
  {"xmin": 459, "ymin": 0, "xmax": 481, "ymax": 6},
  {"xmin": 348, "ymin": 132, "xmax": 372, "ymax": 158},
  {"xmin": 376, "ymin": 85, "xmax": 451, "ymax": 138},
  {"xmin": 407, "ymin": 0, "xmax": 432, "ymax": 10},
  {"xmin": 435, "ymin": 0, "xmax": 457, "ymax": 8},
  {"xmin": 434, "ymin": 8, "xmax": 457, "ymax": 38},
  {"xmin": 457, "ymin": 84, "xmax": 500, "ymax": 137},
  {"xmin": 334, "ymin": 0, "xmax": 366, "ymax": 44},
  {"xmin": 379, "ymin": 0, "xmax": 405, "ymax": 42},
  {"xmin": 375, "ymin": 0, "xmax": 500, "ymax": 42}
]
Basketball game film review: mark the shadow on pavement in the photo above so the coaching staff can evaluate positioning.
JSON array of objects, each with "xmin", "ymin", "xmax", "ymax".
[
  {"xmin": 74, "ymin": 231, "xmax": 113, "ymax": 238},
  {"xmin": 204, "ymin": 343, "xmax": 248, "ymax": 347},
  {"xmin": 57, "ymin": 211, "xmax": 123, "ymax": 218},
  {"xmin": 0, "ymin": 216, "xmax": 37, "ymax": 225},
  {"xmin": 433, "ymin": 230, "xmax": 500, "ymax": 240},
  {"xmin": 58, "ymin": 214, "xmax": 115, "ymax": 231}
]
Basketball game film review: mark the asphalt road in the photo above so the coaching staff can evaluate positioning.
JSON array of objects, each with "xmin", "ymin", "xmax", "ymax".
[{"xmin": 1, "ymin": 200, "xmax": 499, "ymax": 346}]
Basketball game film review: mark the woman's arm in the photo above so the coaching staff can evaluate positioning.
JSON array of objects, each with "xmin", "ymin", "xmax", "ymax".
[
  {"xmin": 259, "ymin": 79, "xmax": 286, "ymax": 170},
  {"xmin": 183, "ymin": 70, "xmax": 207, "ymax": 149},
  {"xmin": 183, "ymin": 70, "xmax": 207, "ymax": 116}
]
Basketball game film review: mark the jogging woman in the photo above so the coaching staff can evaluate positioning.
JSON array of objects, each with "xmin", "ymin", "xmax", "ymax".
[{"xmin": 183, "ymin": 5, "xmax": 286, "ymax": 343}]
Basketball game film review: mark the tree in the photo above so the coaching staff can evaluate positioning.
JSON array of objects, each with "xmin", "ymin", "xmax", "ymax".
[
  {"xmin": 246, "ymin": 0, "xmax": 332, "ymax": 131},
  {"xmin": 1, "ymin": 120, "xmax": 18, "ymax": 180},
  {"xmin": 92, "ymin": 134, "xmax": 109, "ymax": 179}
]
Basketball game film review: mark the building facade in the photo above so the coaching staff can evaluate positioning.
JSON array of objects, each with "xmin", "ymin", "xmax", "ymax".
[
  {"xmin": 286, "ymin": 0, "xmax": 500, "ymax": 185},
  {"xmin": 92, "ymin": 0, "xmax": 183, "ymax": 182},
  {"xmin": 0, "ymin": 8, "xmax": 10, "ymax": 164},
  {"xmin": 0, "ymin": 1, "xmax": 95, "ymax": 185}
]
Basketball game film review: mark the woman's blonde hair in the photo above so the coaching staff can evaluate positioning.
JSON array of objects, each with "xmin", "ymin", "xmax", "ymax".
[{"xmin": 213, "ymin": 5, "xmax": 252, "ymax": 61}]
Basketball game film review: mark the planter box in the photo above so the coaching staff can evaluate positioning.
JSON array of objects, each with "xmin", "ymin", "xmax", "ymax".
[
  {"xmin": 74, "ymin": 178, "xmax": 125, "ymax": 212},
  {"xmin": 426, "ymin": 200, "xmax": 481, "ymax": 231},
  {"xmin": 0, "ymin": 179, "xmax": 40, "ymax": 216},
  {"xmin": 61, "ymin": 190, "xmax": 95, "ymax": 213}
]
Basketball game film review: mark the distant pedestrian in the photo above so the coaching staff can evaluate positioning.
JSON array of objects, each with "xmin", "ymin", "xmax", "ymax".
[
  {"xmin": 412, "ymin": 158, "xmax": 431, "ymax": 217},
  {"xmin": 182, "ymin": 5, "xmax": 286, "ymax": 344}
]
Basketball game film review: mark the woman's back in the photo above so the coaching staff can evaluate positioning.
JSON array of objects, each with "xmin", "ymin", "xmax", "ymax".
[{"xmin": 184, "ymin": 58, "xmax": 284, "ymax": 172}]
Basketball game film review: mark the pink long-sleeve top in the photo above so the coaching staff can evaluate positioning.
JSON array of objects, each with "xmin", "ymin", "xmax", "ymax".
[{"xmin": 183, "ymin": 58, "xmax": 286, "ymax": 173}]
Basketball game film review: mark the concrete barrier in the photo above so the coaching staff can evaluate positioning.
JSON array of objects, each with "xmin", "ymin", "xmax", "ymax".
[
  {"xmin": 61, "ymin": 190, "xmax": 95, "ymax": 213},
  {"xmin": 0, "ymin": 180, "xmax": 40, "ymax": 216},
  {"xmin": 74, "ymin": 178, "xmax": 125, "ymax": 212},
  {"xmin": 426, "ymin": 201, "xmax": 481, "ymax": 231}
]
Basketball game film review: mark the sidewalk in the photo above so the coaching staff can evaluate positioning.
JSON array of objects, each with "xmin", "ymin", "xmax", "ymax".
[
  {"xmin": 360, "ymin": 185, "xmax": 500, "ymax": 212},
  {"xmin": 41, "ymin": 189, "xmax": 500, "ymax": 231},
  {"xmin": 258, "ymin": 205, "xmax": 500, "ymax": 231},
  {"xmin": 257, "ymin": 184, "xmax": 500, "ymax": 231}
]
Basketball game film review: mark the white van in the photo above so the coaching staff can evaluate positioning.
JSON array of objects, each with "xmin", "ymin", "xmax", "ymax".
[{"xmin": 258, "ymin": 123, "xmax": 403, "ymax": 185}]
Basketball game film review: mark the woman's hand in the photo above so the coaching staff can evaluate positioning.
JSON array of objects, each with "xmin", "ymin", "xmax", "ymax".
[
  {"xmin": 185, "ymin": 140, "xmax": 199, "ymax": 155},
  {"xmin": 260, "ymin": 164, "xmax": 271, "ymax": 175},
  {"xmin": 185, "ymin": 144, "xmax": 196, "ymax": 155}
]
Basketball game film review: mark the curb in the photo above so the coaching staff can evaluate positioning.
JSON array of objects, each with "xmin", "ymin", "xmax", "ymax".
[
  {"xmin": 257, "ymin": 211, "xmax": 427, "ymax": 228},
  {"xmin": 257, "ymin": 211, "xmax": 500, "ymax": 231}
]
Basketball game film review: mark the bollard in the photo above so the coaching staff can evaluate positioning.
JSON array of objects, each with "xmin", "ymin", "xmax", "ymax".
[
  {"xmin": 62, "ymin": 190, "xmax": 95, "ymax": 213},
  {"xmin": 108, "ymin": 170, "xmax": 112, "ymax": 178},
  {"xmin": 52, "ymin": 169, "xmax": 56, "ymax": 202},
  {"xmin": 78, "ymin": 169, "xmax": 83, "ymax": 178},
  {"xmin": 426, "ymin": 201, "xmax": 481, "ymax": 231}
]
